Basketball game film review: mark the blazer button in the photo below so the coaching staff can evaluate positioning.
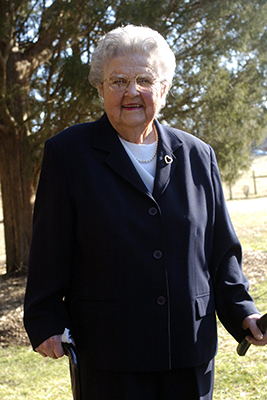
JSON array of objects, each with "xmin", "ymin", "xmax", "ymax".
[
  {"xmin": 153, "ymin": 250, "xmax": 162, "ymax": 259},
  {"xmin": 149, "ymin": 207, "xmax": 158, "ymax": 216},
  {"xmin": 157, "ymin": 296, "xmax": 166, "ymax": 305}
]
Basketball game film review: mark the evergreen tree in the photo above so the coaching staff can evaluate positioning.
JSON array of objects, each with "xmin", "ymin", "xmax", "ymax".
[{"xmin": 0, "ymin": 0, "xmax": 267, "ymax": 273}]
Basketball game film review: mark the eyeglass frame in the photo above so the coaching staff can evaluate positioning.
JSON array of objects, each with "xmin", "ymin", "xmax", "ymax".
[{"xmin": 102, "ymin": 74, "xmax": 166, "ymax": 93}]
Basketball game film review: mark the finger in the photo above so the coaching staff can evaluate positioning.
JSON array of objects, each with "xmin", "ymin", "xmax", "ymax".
[
  {"xmin": 246, "ymin": 337, "xmax": 266, "ymax": 346},
  {"xmin": 35, "ymin": 335, "xmax": 65, "ymax": 359},
  {"xmin": 49, "ymin": 336, "xmax": 65, "ymax": 358},
  {"xmin": 246, "ymin": 332, "xmax": 267, "ymax": 346},
  {"xmin": 54, "ymin": 343, "xmax": 65, "ymax": 358},
  {"xmin": 36, "ymin": 342, "xmax": 55, "ymax": 358},
  {"xmin": 250, "ymin": 326, "xmax": 264, "ymax": 341},
  {"xmin": 36, "ymin": 348, "xmax": 48, "ymax": 357},
  {"xmin": 242, "ymin": 314, "xmax": 263, "ymax": 340}
]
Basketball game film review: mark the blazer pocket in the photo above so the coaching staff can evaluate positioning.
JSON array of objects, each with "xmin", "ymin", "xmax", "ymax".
[{"xmin": 195, "ymin": 293, "xmax": 215, "ymax": 320}]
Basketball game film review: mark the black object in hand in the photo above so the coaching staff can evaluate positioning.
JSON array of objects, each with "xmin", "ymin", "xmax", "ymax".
[
  {"xmin": 237, "ymin": 312, "xmax": 267, "ymax": 356},
  {"xmin": 62, "ymin": 342, "xmax": 81, "ymax": 400}
]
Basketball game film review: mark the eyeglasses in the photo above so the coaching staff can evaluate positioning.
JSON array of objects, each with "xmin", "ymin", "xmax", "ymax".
[{"xmin": 103, "ymin": 74, "xmax": 162, "ymax": 92}]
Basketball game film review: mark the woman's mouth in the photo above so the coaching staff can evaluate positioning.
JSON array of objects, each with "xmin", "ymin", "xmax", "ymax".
[{"xmin": 122, "ymin": 104, "xmax": 142, "ymax": 110}]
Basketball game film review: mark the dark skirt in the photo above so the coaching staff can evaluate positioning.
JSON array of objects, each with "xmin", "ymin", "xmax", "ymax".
[{"xmin": 79, "ymin": 358, "xmax": 214, "ymax": 400}]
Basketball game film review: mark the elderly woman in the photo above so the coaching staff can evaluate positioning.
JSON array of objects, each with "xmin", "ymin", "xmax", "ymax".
[{"xmin": 24, "ymin": 25, "xmax": 266, "ymax": 400}]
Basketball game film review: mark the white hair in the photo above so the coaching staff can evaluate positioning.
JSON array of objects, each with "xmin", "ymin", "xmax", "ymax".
[{"xmin": 89, "ymin": 25, "xmax": 176, "ymax": 100}]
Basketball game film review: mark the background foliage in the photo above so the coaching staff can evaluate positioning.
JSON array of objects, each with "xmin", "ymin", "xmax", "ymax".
[{"xmin": 0, "ymin": 0, "xmax": 267, "ymax": 273}]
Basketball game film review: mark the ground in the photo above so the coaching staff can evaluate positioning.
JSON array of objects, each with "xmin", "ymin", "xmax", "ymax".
[{"xmin": 0, "ymin": 274, "xmax": 28, "ymax": 347}]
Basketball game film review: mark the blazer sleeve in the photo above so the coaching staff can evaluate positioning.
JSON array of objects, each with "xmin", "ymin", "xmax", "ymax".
[
  {"xmin": 24, "ymin": 139, "xmax": 73, "ymax": 350},
  {"xmin": 209, "ymin": 147, "xmax": 259, "ymax": 342}
]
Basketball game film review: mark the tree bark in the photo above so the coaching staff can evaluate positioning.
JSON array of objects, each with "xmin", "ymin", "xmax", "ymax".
[
  {"xmin": 0, "ymin": 0, "xmax": 106, "ymax": 275},
  {"xmin": 0, "ymin": 130, "xmax": 34, "ymax": 275}
]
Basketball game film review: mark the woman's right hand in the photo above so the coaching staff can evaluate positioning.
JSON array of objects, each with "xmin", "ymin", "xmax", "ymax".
[{"xmin": 35, "ymin": 334, "xmax": 65, "ymax": 359}]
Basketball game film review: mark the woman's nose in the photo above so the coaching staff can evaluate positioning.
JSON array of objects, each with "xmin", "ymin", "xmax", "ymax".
[{"xmin": 124, "ymin": 81, "xmax": 140, "ymax": 96}]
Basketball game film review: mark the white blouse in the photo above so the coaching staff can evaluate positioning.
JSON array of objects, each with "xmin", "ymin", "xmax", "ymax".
[{"xmin": 119, "ymin": 137, "xmax": 157, "ymax": 193}]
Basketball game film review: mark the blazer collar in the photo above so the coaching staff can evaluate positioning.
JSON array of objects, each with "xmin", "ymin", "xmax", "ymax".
[
  {"xmin": 92, "ymin": 113, "xmax": 184, "ymax": 200},
  {"xmin": 152, "ymin": 119, "xmax": 183, "ymax": 199}
]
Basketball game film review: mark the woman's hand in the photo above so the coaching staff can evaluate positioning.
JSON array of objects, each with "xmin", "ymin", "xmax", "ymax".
[
  {"xmin": 242, "ymin": 314, "xmax": 267, "ymax": 346},
  {"xmin": 35, "ymin": 335, "xmax": 65, "ymax": 359}
]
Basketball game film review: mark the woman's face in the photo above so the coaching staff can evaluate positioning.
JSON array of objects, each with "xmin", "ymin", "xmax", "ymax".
[{"xmin": 98, "ymin": 54, "xmax": 167, "ymax": 140}]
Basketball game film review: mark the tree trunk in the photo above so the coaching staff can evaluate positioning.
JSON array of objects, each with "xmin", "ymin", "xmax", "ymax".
[{"xmin": 0, "ymin": 131, "xmax": 34, "ymax": 275}]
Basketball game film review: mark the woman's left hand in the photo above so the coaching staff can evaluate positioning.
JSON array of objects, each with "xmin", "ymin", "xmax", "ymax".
[{"xmin": 242, "ymin": 313, "xmax": 267, "ymax": 346}]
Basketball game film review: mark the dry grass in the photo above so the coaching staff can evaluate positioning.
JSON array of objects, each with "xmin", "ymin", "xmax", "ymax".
[{"xmin": 223, "ymin": 155, "xmax": 267, "ymax": 200}]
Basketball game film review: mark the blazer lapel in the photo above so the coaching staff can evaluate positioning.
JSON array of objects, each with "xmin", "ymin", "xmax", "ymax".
[
  {"xmin": 92, "ymin": 114, "xmax": 184, "ymax": 199},
  {"xmin": 152, "ymin": 120, "xmax": 183, "ymax": 200},
  {"xmin": 92, "ymin": 114, "xmax": 149, "ymax": 195}
]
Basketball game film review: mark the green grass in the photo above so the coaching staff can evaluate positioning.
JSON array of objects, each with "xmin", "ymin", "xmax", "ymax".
[
  {"xmin": 1, "ymin": 289, "xmax": 267, "ymax": 400},
  {"xmin": 213, "ymin": 204, "xmax": 267, "ymax": 399},
  {"xmin": 1, "ymin": 284, "xmax": 267, "ymax": 400},
  {"xmin": 214, "ymin": 279, "xmax": 267, "ymax": 400},
  {"xmin": 0, "ymin": 347, "xmax": 72, "ymax": 399}
]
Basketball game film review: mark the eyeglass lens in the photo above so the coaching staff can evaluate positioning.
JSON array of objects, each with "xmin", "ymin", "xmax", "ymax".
[{"xmin": 106, "ymin": 75, "xmax": 157, "ymax": 91}]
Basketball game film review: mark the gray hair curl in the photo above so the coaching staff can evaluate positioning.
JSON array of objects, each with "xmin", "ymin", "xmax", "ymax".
[{"xmin": 89, "ymin": 25, "xmax": 176, "ymax": 98}]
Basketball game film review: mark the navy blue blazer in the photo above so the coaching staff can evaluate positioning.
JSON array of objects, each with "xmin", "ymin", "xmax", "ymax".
[{"xmin": 24, "ymin": 113, "xmax": 258, "ymax": 372}]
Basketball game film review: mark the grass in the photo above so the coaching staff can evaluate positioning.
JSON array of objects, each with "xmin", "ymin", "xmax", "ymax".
[
  {"xmin": 213, "ymin": 200, "xmax": 267, "ymax": 399},
  {"xmin": 1, "ymin": 287, "xmax": 267, "ymax": 400},
  {"xmin": 1, "ymin": 286, "xmax": 267, "ymax": 399},
  {"xmin": 230, "ymin": 209, "xmax": 267, "ymax": 251},
  {"xmin": 0, "ymin": 347, "xmax": 72, "ymax": 399},
  {"xmin": 214, "ymin": 279, "xmax": 267, "ymax": 400},
  {"xmin": 223, "ymin": 155, "xmax": 267, "ymax": 200}
]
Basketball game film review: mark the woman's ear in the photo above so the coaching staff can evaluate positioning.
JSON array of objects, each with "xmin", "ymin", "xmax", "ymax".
[
  {"xmin": 161, "ymin": 81, "xmax": 169, "ymax": 98},
  {"xmin": 98, "ymin": 84, "xmax": 104, "ymax": 98}
]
